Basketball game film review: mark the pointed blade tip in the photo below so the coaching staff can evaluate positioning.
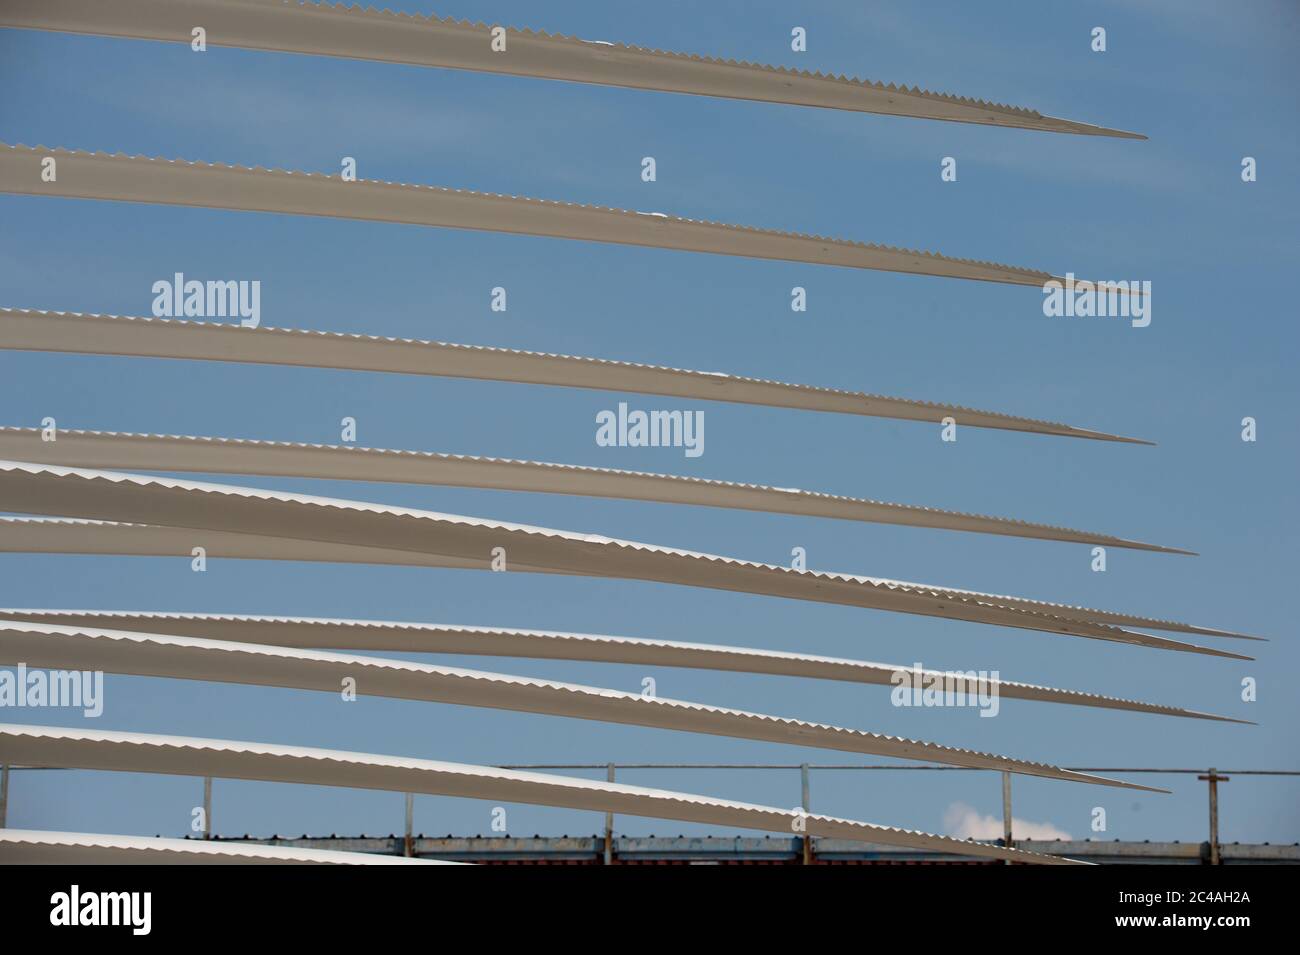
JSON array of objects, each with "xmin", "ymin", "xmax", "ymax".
[{"xmin": 1042, "ymin": 115, "xmax": 1148, "ymax": 140}]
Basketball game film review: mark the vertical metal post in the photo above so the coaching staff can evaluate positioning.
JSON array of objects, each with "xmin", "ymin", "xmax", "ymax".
[
  {"xmin": 1001, "ymin": 771, "xmax": 1013, "ymax": 864},
  {"xmin": 1197, "ymin": 768, "xmax": 1229, "ymax": 865},
  {"xmin": 0, "ymin": 764, "xmax": 9, "ymax": 828},
  {"xmin": 202, "ymin": 776, "xmax": 212, "ymax": 840},
  {"xmin": 603, "ymin": 763, "xmax": 615, "ymax": 865},
  {"xmin": 404, "ymin": 792, "xmax": 414, "ymax": 858},
  {"xmin": 800, "ymin": 763, "xmax": 812, "ymax": 865}
]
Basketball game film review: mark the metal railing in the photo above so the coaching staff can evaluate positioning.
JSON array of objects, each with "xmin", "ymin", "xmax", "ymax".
[
  {"xmin": 5, "ymin": 762, "xmax": 1296, "ymax": 864},
  {"xmin": 495, "ymin": 763, "xmax": 1299, "ymax": 865}
]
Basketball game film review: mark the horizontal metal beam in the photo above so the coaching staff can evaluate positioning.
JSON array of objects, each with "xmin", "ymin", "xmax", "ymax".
[
  {"xmin": 14, "ymin": 761, "xmax": 1298, "ymax": 775},
  {"xmin": 0, "ymin": 0, "xmax": 1144, "ymax": 138},
  {"xmin": 212, "ymin": 835, "xmax": 1300, "ymax": 864}
]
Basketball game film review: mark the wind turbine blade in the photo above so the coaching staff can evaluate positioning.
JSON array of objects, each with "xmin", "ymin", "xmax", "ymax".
[
  {"xmin": 0, "ymin": 620, "xmax": 1161, "ymax": 789},
  {"xmin": 0, "ymin": 145, "xmax": 1110, "ymax": 289},
  {"xmin": 0, "ymin": 426, "xmax": 1181, "ymax": 548},
  {"xmin": 0, "ymin": 309, "xmax": 1152, "ymax": 444},
  {"xmin": 0, "ymin": 610, "xmax": 1248, "ymax": 724},
  {"xmin": 0, "ymin": 462, "xmax": 1253, "ymax": 657},
  {"xmin": 0, "ymin": 830, "xmax": 458, "ymax": 864},
  {"xmin": 0, "ymin": 0, "xmax": 1144, "ymax": 138}
]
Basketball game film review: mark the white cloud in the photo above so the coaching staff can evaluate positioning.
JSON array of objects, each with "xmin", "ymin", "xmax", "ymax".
[{"xmin": 943, "ymin": 801, "xmax": 1072, "ymax": 842}]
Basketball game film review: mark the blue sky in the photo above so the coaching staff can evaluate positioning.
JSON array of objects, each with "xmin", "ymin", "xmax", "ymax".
[{"xmin": 1, "ymin": 0, "xmax": 1296, "ymax": 846}]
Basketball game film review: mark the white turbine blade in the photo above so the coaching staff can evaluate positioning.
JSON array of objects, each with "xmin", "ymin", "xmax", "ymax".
[
  {"xmin": 871, "ymin": 579, "xmax": 1264, "ymax": 642},
  {"xmin": 0, "ymin": 309, "xmax": 1151, "ymax": 444},
  {"xmin": 1, "ymin": 144, "xmax": 1108, "ymax": 290},
  {"xmin": 0, "ymin": 620, "xmax": 1158, "ymax": 789},
  {"xmin": 0, "ymin": 462, "xmax": 1254, "ymax": 658},
  {"xmin": 0, "ymin": 0, "xmax": 1143, "ymax": 138},
  {"xmin": 0, "ymin": 610, "xmax": 1247, "ymax": 724},
  {"xmin": 0, "ymin": 829, "xmax": 458, "ymax": 865},
  {"xmin": 0, "ymin": 516, "xmax": 494, "ymax": 570},
  {"xmin": 0, "ymin": 724, "xmax": 1084, "ymax": 865},
  {"xmin": 0, "ymin": 426, "xmax": 1182, "ymax": 550}
]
